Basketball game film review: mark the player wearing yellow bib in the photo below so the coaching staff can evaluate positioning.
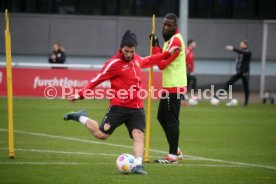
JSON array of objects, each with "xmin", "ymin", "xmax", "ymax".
[{"xmin": 151, "ymin": 13, "xmax": 187, "ymax": 164}]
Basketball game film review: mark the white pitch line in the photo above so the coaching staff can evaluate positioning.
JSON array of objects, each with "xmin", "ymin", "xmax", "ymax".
[
  {"xmin": 0, "ymin": 147, "xmax": 165, "ymax": 159},
  {"xmin": 150, "ymin": 164, "xmax": 247, "ymax": 168},
  {"xmin": 0, "ymin": 129, "xmax": 133, "ymax": 149},
  {"xmin": 0, "ymin": 147, "xmax": 118, "ymax": 157},
  {"xmin": 0, "ymin": 162, "xmax": 91, "ymax": 165},
  {"xmin": 181, "ymin": 155, "xmax": 276, "ymax": 170},
  {"xmin": 0, "ymin": 162, "xmax": 246, "ymax": 168},
  {"xmin": 0, "ymin": 128, "xmax": 275, "ymax": 170}
]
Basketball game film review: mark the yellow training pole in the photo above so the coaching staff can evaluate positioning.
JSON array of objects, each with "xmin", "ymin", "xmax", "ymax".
[
  {"xmin": 144, "ymin": 14, "xmax": 155, "ymax": 162},
  {"xmin": 5, "ymin": 9, "xmax": 15, "ymax": 159}
]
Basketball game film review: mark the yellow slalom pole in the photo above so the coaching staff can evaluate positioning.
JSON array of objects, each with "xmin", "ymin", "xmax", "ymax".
[
  {"xmin": 144, "ymin": 14, "xmax": 155, "ymax": 162},
  {"xmin": 5, "ymin": 9, "xmax": 15, "ymax": 159}
]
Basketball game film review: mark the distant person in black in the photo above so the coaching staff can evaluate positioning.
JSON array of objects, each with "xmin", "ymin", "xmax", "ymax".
[
  {"xmin": 223, "ymin": 40, "xmax": 252, "ymax": 106},
  {"xmin": 48, "ymin": 43, "xmax": 66, "ymax": 67}
]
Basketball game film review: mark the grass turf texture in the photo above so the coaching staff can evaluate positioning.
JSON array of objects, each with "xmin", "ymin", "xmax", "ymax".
[{"xmin": 0, "ymin": 97, "xmax": 276, "ymax": 184}]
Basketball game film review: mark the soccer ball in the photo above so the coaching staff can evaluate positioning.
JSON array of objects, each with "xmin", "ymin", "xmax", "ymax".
[
  {"xmin": 188, "ymin": 97, "xmax": 198, "ymax": 106},
  {"xmin": 231, "ymin": 98, "xmax": 238, "ymax": 106},
  {"xmin": 226, "ymin": 98, "xmax": 238, "ymax": 106},
  {"xmin": 210, "ymin": 97, "xmax": 220, "ymax": 106},
  {"xmin": 116, "ymin": 154, "xmax": 136, "ymax": 173}
]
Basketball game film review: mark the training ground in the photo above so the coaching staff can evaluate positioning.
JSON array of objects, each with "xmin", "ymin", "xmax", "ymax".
[{"xmin": 0, "ymin": 97, "xmax": 275, "ymax": 184}]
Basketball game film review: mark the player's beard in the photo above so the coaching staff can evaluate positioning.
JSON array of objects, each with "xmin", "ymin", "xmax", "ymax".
[
  {"xmin": 123, "ymin": 55, "xmax": 133, "ymax": 62},
  {"xmin": 162, "ymin": 28, "xmax": 176, "ymax": 42}
]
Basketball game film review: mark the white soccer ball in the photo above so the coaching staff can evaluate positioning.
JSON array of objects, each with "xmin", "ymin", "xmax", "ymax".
[
  {"xmin": 210, "ymin": 97, "xmax": 220, "ymax": 106},
  {"xmin": 231, "ymin": 98, "xmax": 238, "ymax": 106},
  {"xmin": 116, "ymin": 154, "xmax": 136, "ymax": 173},
  {"xmin": 226, "ymin": 98, "xmax": 238, "ymax": 106},
  {"xmin": 188, "ymin": 97, "xmax": 198, "ymax": 106}
]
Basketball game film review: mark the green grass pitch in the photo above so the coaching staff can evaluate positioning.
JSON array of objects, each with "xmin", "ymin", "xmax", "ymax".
[{"xmin": 0, "ymin": 97, "xmax": 276, "ymax": 184}]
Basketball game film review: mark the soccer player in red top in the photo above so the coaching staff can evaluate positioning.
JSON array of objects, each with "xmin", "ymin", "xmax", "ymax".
[
  {"xmin": 151, "ymin": 13, "xmax": 187, "ymax": 164},
  {"xmin": 63, "ymin": 30, "xmax": 180, "ymax": 175},
  {"xmin": 186, "ymin": 39, "xmax": 197, "ymax": 91}
]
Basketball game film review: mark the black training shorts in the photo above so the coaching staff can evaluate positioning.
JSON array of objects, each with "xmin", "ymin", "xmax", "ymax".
[{"xmin": 99, "ymin": 106, "xmax": 145, "ymax": 138}]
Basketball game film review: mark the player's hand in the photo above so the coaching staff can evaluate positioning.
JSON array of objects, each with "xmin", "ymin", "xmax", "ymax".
[
  {"xmin": 225, "ymin": 45, "xmax": 234, "ymax": 51},
  {"xmin": 67, "ymin": 94, "xmax": 80, "ymax": 103},
  {"xmin": 51, "ymin": 54, "xmax": 56, "ymax": 59},
  {"xmin": 168, "ymin": 46, "xmax": 181, "ymax": 55},
  {"xmin": 149, "ymin": 34, "xmax": 159, "ymax": 47}
]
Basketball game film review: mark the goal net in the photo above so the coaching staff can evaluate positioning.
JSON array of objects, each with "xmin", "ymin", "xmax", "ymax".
[{"xmin": 260, "ymin": 21, "xmax": 276, "ymax": 104}]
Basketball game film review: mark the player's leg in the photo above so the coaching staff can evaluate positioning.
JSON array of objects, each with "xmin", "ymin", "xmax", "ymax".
[
  {"xmin": 132, "ymin": 129, "xmax": 144, "ymax": 165},
  {"xmin": 125, "ymin": 109, "xmax": 147, "ymax": 175},
  {"xmin": 85, "ymin": 118, "xmax": 109, "ymax": 140},
  {"xmin": 64, "ymin": 110, "xmax": 109, "ymax": 140},
  {"xmin": 224, "ymin": 74, "xmax": 244, "ymax": 105},
  {"xmin": 158, "ymin": 93, "xmax": 179, "ymax": 152},
  {"xmin": 188, "ymin": 74, "xmax": 197, "ymax": 91},
  {"xmin": 191, "ymin": 75, "xmax": 197, "ymax": 91},
  {"xmin": 64, "ymin": 106, "xmax": 126, "ymax": 140},
  {"xmin": 224, "ymin": 73, "xmax": 242, "ymax": 91},
  {"xmin": 157, "ymin": 94, "xmax": 172, "ymax": 149},
  {"xmin": 166, "ymin": 93, "xmax": 181, "ymax": 156},
  {"xmin": 156, "ymin": 93, "xmax": 181, "ymax": 164},
  {"xmin": 241, "ymin": 73, "xmax": 250, "ymax": 106},
  {"xmin": 131, "ymin": 129, "xmax": 147, "ymax": 175},
  {"xmin": 214, "ymin": 74, "xmax": 241, "ymax": 103},
  {"xmin": 187, "ymin": 73, "xmax": 192, "ymax": 91}
]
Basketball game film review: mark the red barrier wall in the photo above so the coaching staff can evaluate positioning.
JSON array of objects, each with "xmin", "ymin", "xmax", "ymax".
[{"xmin": 0, "ymin": 68, "xmax": 162, "ymax": 98}]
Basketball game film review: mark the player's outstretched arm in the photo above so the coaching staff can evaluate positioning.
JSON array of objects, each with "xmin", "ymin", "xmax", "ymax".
[
  {"xmin": 67, "ymin": 94, "xmax": 80, "ymax": 103},
  {"xmin": 140, "ymin": 46, "xmax": 180, "ymax": 68},
  {"xmin": 168, "ymin": 46, "xmax": 181, "ymax": 54},
  {"xmin": 70, "ymin": 59, "xmax": 120, "ymax": 100},
  {"xmin": 225, "ymin": 45, "xmax": 249, "ymax": 54},
  {"xmin": 225, "ymin": 45, "xmax": 234, "ymax": 51}
]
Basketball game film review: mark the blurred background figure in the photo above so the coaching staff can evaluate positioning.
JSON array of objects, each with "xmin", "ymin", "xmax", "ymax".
[
  {"xmin": 224, "ymin": 40, "xmax": 252, "ymax": 106},
  {"xmin": 48, "ymin": 42, "xmax": 66, "ymax": 65},
  {"xmin": 212, "ymin": 40, "xmax": 252, "ymax": 106},
  {"xmin": 186, "ymin": 39, "xmax": 197, "ymax": 92}
]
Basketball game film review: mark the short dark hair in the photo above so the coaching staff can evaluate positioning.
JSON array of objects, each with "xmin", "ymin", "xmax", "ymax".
[
  {"xmin": 164, "ymin": 13, "xmax": 178, "ymax": 23},
  {"xmin": 242, "ymin": 40, "xmax": 249, "ymax": 47},
  {"xmin": 120, "ymin": 30, "xmax": 138, "ymax": 48},
  {"xmin": 188, "ymin": 39, "xmax": 195, "ymax": 46}
]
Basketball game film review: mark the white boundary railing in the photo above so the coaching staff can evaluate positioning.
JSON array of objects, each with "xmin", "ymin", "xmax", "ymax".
[
  {"xmin": 0, "ymin": 62, "xmax": 103, "ymax": 69},
  {"xmin": 0, "ymin": 62, "xmax": 160, "ymax": 71}
]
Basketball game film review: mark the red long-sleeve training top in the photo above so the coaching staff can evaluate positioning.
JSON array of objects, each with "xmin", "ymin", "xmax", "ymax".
[
  {"xmin": 186, "ymin": 47, "xmax": 194, "ymax": 73},
  {"xmin": 78, "ymin": 50, "xmax": 172, "ymax": 109}
]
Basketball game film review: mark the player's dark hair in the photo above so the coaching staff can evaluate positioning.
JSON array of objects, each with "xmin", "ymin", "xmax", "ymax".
[
  {"xmin": 164, "ymin": 13, "xmax": 178, "ymax": 24},
  {"xmin": 188, "ymin": 40, "xmax": 195, "ymax": 46},
  {"xmin": 242, "ymin": 40, "xmax": 249, "ymax": 47},
  {"xmin": 54, "ymin": 42, "xmax": 65, "ymax": 52},
  {"xmin": 120, "ymin": 30, "xmax": 138, "ymax": 48}
]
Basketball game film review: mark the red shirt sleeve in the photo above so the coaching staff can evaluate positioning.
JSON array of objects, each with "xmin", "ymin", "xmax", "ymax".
[
  {"xmin": 78, "ymin": 59, "xmax": 120, "ymax": 98},
  {"xmin": 152, "ymin": 46, "xmax": 162, "ymax": 55},
  {"xmin": 157, "ymin": 51, "xmax": 180, "ymax": 70},
  {"xmin": 157, "ymin": 37, "xmax": 182, "ymax": 70},
  {"xmin": 139, "ymin": 51, "xmax": 171, "ymax": 69}
]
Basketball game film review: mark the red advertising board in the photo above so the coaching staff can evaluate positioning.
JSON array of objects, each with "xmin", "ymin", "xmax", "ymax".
[{"xmin": 0, "ymin": 68, "xmax": 162, "ymax": 98}]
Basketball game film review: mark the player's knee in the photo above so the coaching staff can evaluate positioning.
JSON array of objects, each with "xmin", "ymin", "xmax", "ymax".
[
  {"xmin": 132, "ymin": 129, "xmax": 144, "ymax": 140},
  {"xmin": 95, "ymin": 134, "xmax": 108, "ymax": 140},
  {"xmin": 94, "ymin": 131, "xmax": 109, "ymax": 140}
]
